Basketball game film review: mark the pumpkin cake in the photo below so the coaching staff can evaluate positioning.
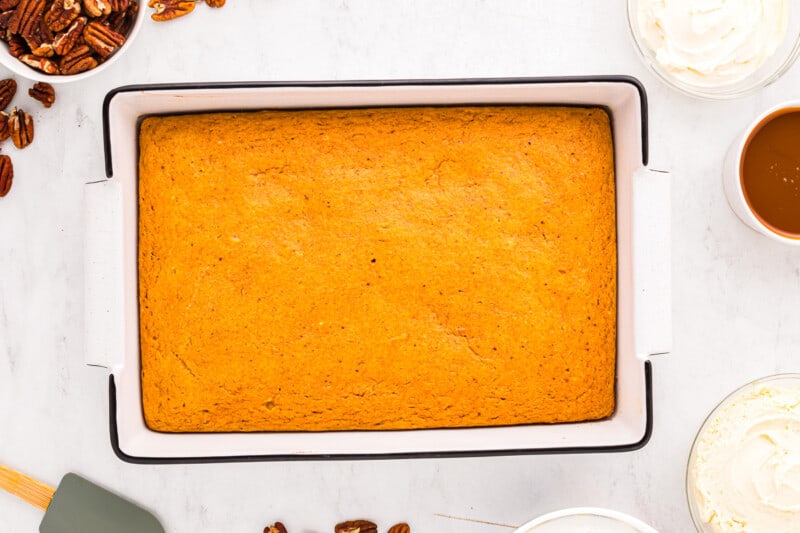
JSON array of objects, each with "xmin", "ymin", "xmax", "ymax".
[{"xmin": 138, "ymin": 106, "xmax": 617, "ymax": 432}]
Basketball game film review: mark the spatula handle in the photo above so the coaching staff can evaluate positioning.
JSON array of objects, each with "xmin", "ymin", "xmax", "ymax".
[{"xmin": 0, "ymin": 464, "xmax": 56, "ymax": 511}]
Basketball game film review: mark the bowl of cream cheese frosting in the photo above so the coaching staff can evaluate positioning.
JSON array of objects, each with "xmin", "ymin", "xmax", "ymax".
[
  {"xmin": 627, "ymin": 0, "xmax": 800, "ymax": 99},
  {"xmin": 687, "ymin": 374, "xmax": 800, "ymax": 532}
]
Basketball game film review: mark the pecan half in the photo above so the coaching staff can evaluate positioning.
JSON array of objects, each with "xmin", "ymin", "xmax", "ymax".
[
  {"xmin": 7, "ymin": 0, "xmax": 46, "ymax": 38},
  {"xmin": 28, "ymin": 41, "xmax": 54, "ymax": 57},
  {"xmin": 0, "ymin": 78, "xmax": 16, "ymax": 109},
  {"xmin": 107, "ymin": 2, "xmax": 136, "ymax": 34},
  {"xmin": 7, "ymin": 35, "xmax": 27, "ymax": 57},
  {"xmin": 149, "ymin": 0, "xmax": 194, "ymax": 21},
  {"xmin": 19, "ymin": 53, "xmax": 59, "ymax": 74},
  {"xmin": 0, "ymin": 9, "xmax": 14, "ymax": 31},
  {"xmin": 0, "ymin": 154, "xmax": 13, "ymax": 197},
  {"xmin": 109, "ymin": 0, "xmax": 131, "ymax": 11},
  {"xmin": 44, "ymin": 0, "xmax": 81, "ymax": 32},
  {"xmin": 8, "ymin": 108, "xmax": 33, "ymax": 149},
  {"xmin": 83, "ymin": 20, "xmax": 124, "ymax": 57},
  {"xmin": 387, "ymin": 524, "xmax": 410, "ymax": 533},
  {"xmin": 59, "ymin": 44, "xmax": 96, "ymax": 74},
  {"xmin": 264, "ymin": 523, "xmax": 288, "ymax": 533},
  {"xmin": 52, "ymin": 15, "xmax": 85, "ymax": 55},
  {"xmin": 84, "ymin": 0, "xmax": 112, "ymax": 17},
  {"xmin": 28, "ymin": 82, "xmax": 54, "ymax": 107},
  {"xmin": 0, "ymin": 112, "xmax": 10, "ymax": 141},
  {"xmin": 0, "ymin": 111, "xmax": 11, "ymax": 142},
  {"xmin": 335, "ymin": 521, "xmax": 378, "ymax": 533},
  {"xmin": 205, "ymin": 0, "xmax": 225, "ymax": 6},
  {"xmin": 24, "ymin": 19, "xmax": 55, "ymax": 57},
  {"xmin": 0, "ymin": 0, "xmax": 19, "ymax": 10}
]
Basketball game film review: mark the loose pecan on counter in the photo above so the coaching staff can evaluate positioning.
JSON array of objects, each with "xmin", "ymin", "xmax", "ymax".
[
  {"xmin": 264, "ymin": 523, "xmax": 288, "ymax": 533},
  {"xmin": 8, "ymin": 107, "xmax": 33, "ymax": 149},
  {"xmin": 148, "ymin": 0, "xmax": 193, "ymax": 21},
  {"xmin": 0, "ymin": 59, "xmax": 60, "ymax": 201},
  {"xmin": 387, "ymin": 524, "xmax": 410, "ymax": 533},
  {"xmin": 205, "ymin": 0, "xmax": 225, "ymax": 7},
  {"xmin": 28, "ymin": 82, "xmax": 55, "ymax": 107},
  {"xmin": 0, "ymin": 155, "xmax": 13, "ymax": 197},
  {"xmin": 0, "ymin": 112, "xmax": 10, "ymax": 142},
  {"xmin": 0, "ymin": 79, "xmax": 16, "ymax": 109},
  {"xmin": 335, "ymin": 520, "xmax": 378, "ymax": 533}
]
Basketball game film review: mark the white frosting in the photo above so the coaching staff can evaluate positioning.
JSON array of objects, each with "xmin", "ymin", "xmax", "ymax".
[
  {"xmin": 637, "ymin": 0, "xmax": 789, "ymax": 87},
  {"xmin": 692, "ymin": 385, "xmax": 800, "ymax": 533}
]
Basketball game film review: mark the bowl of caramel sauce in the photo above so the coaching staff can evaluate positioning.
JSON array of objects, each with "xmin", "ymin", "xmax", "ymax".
[{"xmin": 723, "ymin": 103, "xmax": 800, "ymax": 243}]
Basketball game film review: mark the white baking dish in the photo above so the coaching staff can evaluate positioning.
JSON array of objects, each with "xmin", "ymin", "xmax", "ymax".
[{"xmin": 85, "ymin": 78, "xmax": 671, "ymax": 462}]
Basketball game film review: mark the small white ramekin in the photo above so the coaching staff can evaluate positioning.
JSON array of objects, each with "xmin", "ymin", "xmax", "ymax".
[
  {"xmin": 0, "ymin": 4, "xmax": 147, "ymax": 84},
  {"xmin": 722, "ymin": 100, "xmax": 800, "ymax": 245},
  {"xmin": 515, "ymin": 507, "xmax": 658, "ymax": 533}
]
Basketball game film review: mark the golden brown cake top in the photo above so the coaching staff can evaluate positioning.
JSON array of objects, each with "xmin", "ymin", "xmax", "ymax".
[{"xmin": 138, "ymin": 106, "xmax": 616, "ymax": 432}]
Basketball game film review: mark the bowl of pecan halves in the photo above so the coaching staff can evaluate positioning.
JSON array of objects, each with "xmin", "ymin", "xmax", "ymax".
[{"xmin": 0, "ymin": 0, "xmax": 145, "ymax": 82}]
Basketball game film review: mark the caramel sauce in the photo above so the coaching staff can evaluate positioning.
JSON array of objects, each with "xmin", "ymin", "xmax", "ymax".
[{"xmin": 741, "ymin": 109, "xmax": 800, "ymax": 238}]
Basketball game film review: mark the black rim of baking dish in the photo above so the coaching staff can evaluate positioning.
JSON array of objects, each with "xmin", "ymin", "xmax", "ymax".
[
  {"xmin": 109, "ymin": 363, "xmax": 652, "ymax": 464},
  {"xmin": 102, "ymin": 76, "xmax": 649, "ymax": 177},
  {"xmin": 102, "ymin": 76, "xmax": 653, "ymax": 464}
]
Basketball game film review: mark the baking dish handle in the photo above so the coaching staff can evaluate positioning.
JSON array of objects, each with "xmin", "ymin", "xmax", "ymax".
[
  {"xmin": 633, "ymin": 167, "xmax": 671, "ymax": 358},
  {"xmin": 84, "ymin": 179, "xmax": 125, "ymax": 372}
]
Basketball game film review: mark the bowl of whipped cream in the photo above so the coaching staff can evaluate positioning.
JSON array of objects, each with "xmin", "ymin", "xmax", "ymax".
[
  {"xmin": 687, "ymin": 374, "xmax": 800, "ymax": 532},
  {"xmin": 627, "ymin": 0, "xmax": 800, "ymax": 99}
]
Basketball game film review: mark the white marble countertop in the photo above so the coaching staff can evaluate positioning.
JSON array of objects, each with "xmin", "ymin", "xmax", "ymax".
[{"xmin": 1, "ymin": 1, "xmax": 799, "ymax": 532}]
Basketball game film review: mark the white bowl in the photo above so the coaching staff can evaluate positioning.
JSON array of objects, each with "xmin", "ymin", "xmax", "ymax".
[
  {"xmin": 626, "ymin": 0, "xmax": 800, "ymax": 99},
  {"xmin": 686, "ymin": 374, "xmax": 800, "ymax": 533},
  {"xmin": 722, "ymin": 101, "xmax": 800, "ymax": 244},
  {"xmin": 515, "ymin": 507, "xmax": 658, "ymax": 533},
  {"xmin": 0, "ymin": 4, "xmax": 147, "ymax": 84}
]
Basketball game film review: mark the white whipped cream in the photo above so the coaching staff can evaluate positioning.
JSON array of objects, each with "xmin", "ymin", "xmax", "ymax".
[
  {"xmin": 692, "ymin": 384, "xmax": 800, "ymax": 533},
  {"xmin": 637, "ymin": 0, "xmax": 789, "ymax": 87}
]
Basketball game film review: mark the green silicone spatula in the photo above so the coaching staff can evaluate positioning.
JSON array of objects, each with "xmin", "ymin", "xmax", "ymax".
[{"xmin": 0, "ymin": 463, "xmax": 165, "ymax": 533}]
